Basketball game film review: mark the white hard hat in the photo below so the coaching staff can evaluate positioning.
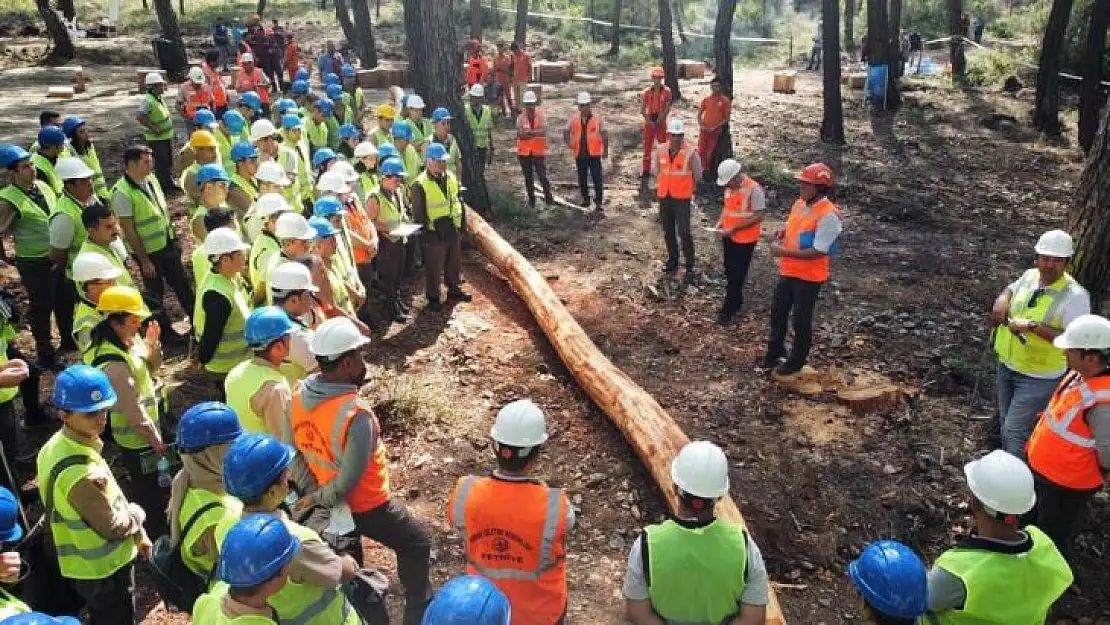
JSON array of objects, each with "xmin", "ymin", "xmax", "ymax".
[
  {"xmin": 203, "ymin": 227, "xmax": 250, "ymax": 256},
  {"xmin": 311, "ymin": 316, "xmax": 370, "ymax": 358},
  {"xmin": 256, "ymin": 160, "xmax": 291, "ymax": 186},
  {"xmin": 316, "ymin": 170, "xmax": 352, "ymax": 194},
  {"xmin": 667, "ymin": 118, "xmax": 685, "ymax": 135},
  {"xmin": 353, "ymin": 142, "xmax": 379, "ymax": 158},
  {"xmin": 72, "ymin": 253, "xmax": 123, "ymax": 283},
  {"xmin": 963, "ymin": 450, "xmax": 1035, "ymax": 515},
  {"xmin": 255, "ymin": 192, "xmax": 291, "ymax": 218},
  {"xmin": 522, "ymin": 90, "xmax": 538, "ymax": 104},
  {"xmin": 670, "ymin": 440, "xmax": 729, "ymax": 499},
  {"xmin": 1033, "ymin": 229, "xmax": 1074, "ymax": 258},
  {"xmin": 269, "ymin": 261, "xmax": 318, "ymax": 292},
  {"xmin": 716, "ymin": 159, "xmax": 742, "ymax": 186},
  {"xmin": 1054, "ymin": 314, "xmax": 1110, "ymax": 350},
  {"xmin": 250, "ymin": 119, "xmax": 279, "ymax": 142},
  {"xmin": 274, "ymin": 212, "xmax": 316, "ymax": 240},
  {"xmin": 575, "ymin": 91, "xmax": 592, "ymax": 105},
  {"xmin": 188, "ymin": 66, "xmax": 205, "ymax": 83},
  {"xmin": 332, "ymin": 160, "xmax": 360, "ymax": 183},
  {"xmin": 490, "ymin": 399, "xmax": 548, "ymax": 448},
  {"xmin": 469, "ymin": 84, "xmax": 485, "ymax": 98},
  {"xmin": 55, "ymin": 157, "xmax": 96, "ymax": 181},
  {"xmin": 241, "ymin": 52, "xmax": 255, "ymax": 64},
  {"xmin": 144, "ymin": 72, "xmax": 166, "ymax": 86},
  {"xmin": 407, "ymin": 94, "xmax": 426, "ymax": 109}
]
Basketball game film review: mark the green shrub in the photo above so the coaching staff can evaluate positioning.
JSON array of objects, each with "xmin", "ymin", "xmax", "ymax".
[
  {"xmin": 964, "ymin": 49, "xmax": 1015, "ymax": 87},
  {"xmin": 986, "ymin": 19, "xmax": 1016, "ymax": 39}
]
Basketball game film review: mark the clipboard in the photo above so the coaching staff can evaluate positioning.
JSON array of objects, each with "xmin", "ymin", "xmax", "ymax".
[{"xmin": 389, "ymin": 223, "xmax": 423, "ymax": 238}]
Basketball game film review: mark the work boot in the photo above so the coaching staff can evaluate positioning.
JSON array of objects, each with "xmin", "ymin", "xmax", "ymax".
[
  {"xmin": 759, "ymin": 353, "xmax": 782, "ymax": 370},
  {"xmin": 775, "ymin": 361, "xmax": 804, "ymax": 376},
  {"xmin": 717, "ymin": 309, "xmax": 733, "ymax": 326},
  {"xmin": 425, "ymin": 298, "xmax": 443, "ymax": 313},
  {"xmin": 663, "ymin": 260, "xmax": 679, "ymax": 274},
  {"xmin": 390, "ymin": 299, "xmax": 409, "ymax": 323},
  {"xmin": 684, "ymin": 269, "xmax": 697, "ymax": 285},
  {"xmin": 447, "ymin": 287, "xmax": 472, "ymax": 302}
]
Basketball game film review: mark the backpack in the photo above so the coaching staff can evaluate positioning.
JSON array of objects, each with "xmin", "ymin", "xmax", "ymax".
[{"xmin": 149, "ymin": 501, "xmax": 222, "ymax": 612}]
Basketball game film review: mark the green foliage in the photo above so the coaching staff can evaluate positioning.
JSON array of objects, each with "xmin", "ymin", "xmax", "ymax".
[{"xmin": 964, "ymin": 49, "xmax": 1016, "ymax": 86}]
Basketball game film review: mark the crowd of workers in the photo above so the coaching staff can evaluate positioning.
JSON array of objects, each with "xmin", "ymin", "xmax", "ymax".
[{"xmin": 0, "ymin": 23, "xmax": 1103, "ymax": 625}]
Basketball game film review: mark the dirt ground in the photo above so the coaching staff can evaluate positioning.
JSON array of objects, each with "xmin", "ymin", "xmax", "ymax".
[{"xmin": 0, "ymin": 26, "xmax": 1108, "ymax": 625}]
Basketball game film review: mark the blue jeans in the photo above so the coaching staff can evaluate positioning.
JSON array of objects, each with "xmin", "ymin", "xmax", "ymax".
[{"xmin": 997, "ymin": 364, "xmax": 1060, "ymax": 460}]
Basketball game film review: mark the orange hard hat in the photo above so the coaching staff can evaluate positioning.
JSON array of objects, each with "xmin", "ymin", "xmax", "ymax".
[
  {"xmin": 650, "ymin": 66, "xmax": 665, "ymax": 78},
  {"xmin": 795, "ymin": 162, "xmax": 834, "ymax": 186}
]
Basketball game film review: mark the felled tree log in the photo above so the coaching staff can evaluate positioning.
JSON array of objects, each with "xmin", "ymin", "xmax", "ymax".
[{"xmin": 467, "ymin": 209, "xmax": 786, "ymax": 625}]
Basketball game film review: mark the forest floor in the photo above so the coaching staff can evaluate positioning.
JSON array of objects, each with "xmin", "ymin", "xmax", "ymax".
[{"xmin": 0, "ymin": 16, "xmax": 1108, "ymax": 625}]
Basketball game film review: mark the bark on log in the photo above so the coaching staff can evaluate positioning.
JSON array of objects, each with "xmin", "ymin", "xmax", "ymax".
[{"xmin": 466, "ymin": 208, "xmax": 786, "ymax": 625}]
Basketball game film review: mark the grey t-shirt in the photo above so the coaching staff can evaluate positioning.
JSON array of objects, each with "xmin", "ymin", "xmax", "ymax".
[{"xmin": 49, "ymin": 210, "xmax": 78, "ymax": 249}]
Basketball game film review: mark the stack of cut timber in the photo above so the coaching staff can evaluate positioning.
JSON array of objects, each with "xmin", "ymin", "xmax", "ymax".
[
  {"xmin": 136, "ymin": 69, "xmax": 167, "ymax": 92},
  {"xmin": 678, "ymin": 59, "xmax": 707, "ymax": 79},
  {"xmin": 533, "ymin": 60, "xmax": 575, "ymax": 84},
  {"xmin": 357, "ymin": 64, "xmax": 410, "ymax": 88},
  {"xmin": 772, "ymin": 71, "xmax": 796, "ymax": 94}
]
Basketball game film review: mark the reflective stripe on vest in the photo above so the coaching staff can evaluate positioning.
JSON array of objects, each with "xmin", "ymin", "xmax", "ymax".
[
  {"xmin": 31, "ymin": 153, "xmax": 64, "ymax": 196},
  {"xmin": 516, "ymin": 110, "xmax": 547, "ymax": 157},
  {"xmin": 193, "ymin": 587, "xmax": 278, "ymax": 624},
  {"xmin": 86, "ymin": 340, "xmax": 161, "ymax": 449},
  {"xmin": 203, "ymin": 65, "xmax": 229, "ymax": 107},
  {"xmin": 994, "ymin": 269, "xmax": 1081, "ymax": 377},
  {"xmin": 113, "ymin": 175, "xmax": 171, "ymax": 254},
  {"xmin": 306, "ymin": 119, "xmax": 330, "ymax": 152},
  {"xmin": 194, "ymin": 273, "xmax": 251, "ymax": 373},
  {"xmin": 372, "ymin": 190, "xmax": 409, "ymax": 243},
  {"xmin": 216, "ymin": 130, "xmax": 235, "ymax": 168},
  {"xmin": 416, "ymin": 172, "xmax": 462, "ymax": 231},
  {"xmin": 645, "ymin": 518, "xmax": 748, "ymax": 624},
  {"xmin": 231, "ymin": 172, "xmax": 260, "ymax": 203},
  {"xmin": 0, "ymin": 326, "xmax": 17, "ymax": 404},
  {"xmin": 74, "ymin": 144, "xmax": 109, "ymax": 199},
  {"xmin": 1027, "ymin": 371, "xmax": 1109, "ymax": 490},
  {"xmin": 225, "ymin": 358, "xmax": 289, "ymax": 434},
  {"xmin": 249, "ymin": 233, "xmax": 280, "ymax": 294},
  {"xmin": 72, "ymin": 300, "xmax": 101, "ymax": 356},
  {"xmin": 143, "ymin": 93, "xmax": 175, "ymax": 141},
  {"xmin": 718, "ymin": 177, "xmax": 761, "ymax": 244},
  {"xmin": 0, "ymin": 587, "xmax": 30, "ymax": 618},
  {"xmin": 568, "ymin": 115, "xmax": 604, "ymax": 157},
  {"xmin": 780, "ymin": 197, "xmax": 838, "ymax": 283},
  {"xmin": 0, "ymin": 182, "xmax": 54, "ymax": 259},
  {"xmin": 179, "ymin": 488, "xmax": 241, "ymax": 578},
  {"xmin": 78, "ymin": 240, "xmax": 133, "ymax": 287},
  {"xmin": 465, "ymin": 105, "xmax": 494, "ymax": 149},
  {"xmin": 53, "ymin": 195, "xmax": 90, "ymax": 275},
  {"xmin": 656, "ymin": 145, "xmax": 694, "ymax": 200}
]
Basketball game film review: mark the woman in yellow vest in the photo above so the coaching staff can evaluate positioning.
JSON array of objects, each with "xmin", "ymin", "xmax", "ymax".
[
  {"xmin": 366, "ymin": 158, "xmax": 410, "ymax": 323},
  {"xmin": 248, "ymin": 194, "xmax": 291, "ymax": 302},
  {"xmin": 193, "ymin": 227, "xmax": 252, "ymax": 399},
  {"xmin": 308, "ymin": 217, "xmax": 358, "ymax": 320},
  {"xmin": 268, "ymin": 263, "xmax": 322, "ymax": 386},
  {"xmin": 216, "ymin": 111, "xmax": 247, "ymax": 168},
  {"xmin": 193, "ymin": 209, "xmax": 238, "ymax": 292},
  {"xmin": 180, "ymin": 129, "xmax": 222, "ymax": 222},
  {"xmin": 352, "ymin": 142, "xmax": 380, "ymax": 204},
  {"xmin": 189, "ymin": 164, "xmax": 242, "ymax": 245},
  {"xmin": 63, "ymin": 117, "xmax": 111, "ymax": 203},
  {"xmin": 215, "ymin": 434, "xmax": 361, "ymax": 625},
  {"xmin": 37, "ymin": 364, "xmax": 149, "ymax": 625},
  {"xmin": 0, "ymin": 487, "xmax": 31, "ymax": 619},
  {"xmin": 390, "ymin": 122, "xmax": 423, "ymax": 186},
  {"xmin": 71, "ymin": 254, "xmax": 123, "ymax": 354},
  {"xmin": 312, "ymin": 190, "xmax": 364, "ymax": 312},
  {"xmin": 280, "ymin": 114, "xmax": 313, "ymax": 210},
  {"xmin": 167, "ymin": 402, "xmax": 244, "ymax": 581},
  {"xmin": 227, "ymin": 143, "xmax": 261, "ymax": 223},
  {"xmin": 246, "ymin": 162, "xmax": 292, "ymax": 244},
  {"xmin": 224, "ymin": 307, "xmax": 294, "ymax": 436},
  {"xmin": 427, "ymin": 108, "xmax": 462, "ymax": 178}
]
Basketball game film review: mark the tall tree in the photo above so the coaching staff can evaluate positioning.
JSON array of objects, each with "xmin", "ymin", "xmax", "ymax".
[
  {"xmin": 673, "ymin": 0, "xmax": 689, "ymax": 45},
  {"xmin": 845, "ymin": 0, "xmax": 856, "ymax": 52},
  {"xmin": 1032, "ymin": 0, "xmax": 1074, "ymax": 135},
  {"xmin": 608, "ymin": 0, "xmax": 623, "ymax": 55},
  {"xmin": 658, "ymin": 0, "xmax": 682, "ymax": 99},
  {"xmin": 56, "ymin": 0, "xmax": 74, "ymax": 20},
  {"xmin": 515, "ymin": 0, "xmax": 528, "ymax": 44},
  {"xmin": 470, "ymin": 0, "xmax": 483, "ymax": 39},
  {"xmin": 713, "ymin": 0, "xmax": 738, "ymax": 163},
  {"xmin": 1078, "ymin": 0, "xmax": 1109, "ymax": 153},
  {"xmin": 820, "ymin": 0, "xmax": 845, "ymax": 142},
  {"xmin": 35, "ymin": 0, "xmax": 75, "ymax": 62},
  {"xmin": 886, "ymin": 0, "xmax": 903, "ymax": 107},
  {"xmin": 351, "ymin": 0, "xmax": 378, "ymax": 68},
  {"xmin": 334, "ymin": 0, "xmax": 357, "ymax": 48},
  {"xmin": 948, "ymin": 0, "xmax": 966, "ymax": 84},
  {"xmin": 257, "ymin": 0, "xmax": 267, "ymax": 17},
  {"xmin": 152, "ymin": 0, "xmax": 185, "ymax": 58},
  {"xmin": 1067, "ymin": 104, "xmax": 1110, "ymax": 304},
  {"xmin": 404, "ymin": 0, "xmax": 491, "ymax": 211}
]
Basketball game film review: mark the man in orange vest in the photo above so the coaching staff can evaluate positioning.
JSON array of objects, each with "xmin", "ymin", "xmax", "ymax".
[
  {"xmin": 289, "ymin": 317, "xmax": 431, "ymax": 624},
  {"xmin": 641, "ymin": 67, "xmax": 672, "ymax": 177},
  {"xmin": 1026, "ymin": 314, "xmax": 1110, "ymax": 557},
  {"xmin": 653, "ymin": 119, "xmax": 702, "ymax": 283},
  {"xmin": 178, "ymin": 67, "xmax": 214, "ymax": 134},
  {"xmin": 714, "ymin": 159, "xmax": 764, "ymax": 325},
  {"xmin": 447, "ymin": 399, "xmax": 573, "ymax": 625},
  {"xmin": 202, "ymin": 50, "xmax": 230, "ymax": 118},
  {"xmin": 517, "ymin": 91, "xmax": 553, "ymax": 208},
  {"xmin": 762, "ymin": 162, "xmax": 842, "ymax": 376},
  {"xmin": 235, "ymin": 52, "xmax": 272, "ymax": 112},
  {"xmin": 465, "ymin": 39, "xmax": 489, "ymax": 87},
  {"xmin": 563, "ymin": 91, "xmax": 609, "ymax": 214}
]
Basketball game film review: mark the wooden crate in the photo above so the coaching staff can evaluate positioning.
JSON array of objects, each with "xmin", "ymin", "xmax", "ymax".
[
  {"xmin": 772, "ymin": 71, "xmax": 796, "ymax": 94},
  {"xmin": 136, "ymin": 69, "xmax": 167, "ymax": 92},
  {"xmin": 678, "ymin": 59, "xmax": 706, "ymax": 79}
]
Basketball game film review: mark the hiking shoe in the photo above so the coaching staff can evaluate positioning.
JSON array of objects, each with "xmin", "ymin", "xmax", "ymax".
[
  {"xmin": 447, "ymin": 288, "xmax": 472, "ymax": 302},
  {"xmin": 759, "ymin": 354, "xmax": 782, "ymax": 370},
  {"xmin": 775, "ymin": 361, "xmax": 805, "ymax": 376}
]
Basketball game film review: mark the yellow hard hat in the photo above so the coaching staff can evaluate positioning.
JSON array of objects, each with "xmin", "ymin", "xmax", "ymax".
[
  {"xmin": 189, "ymin": 129, "xmax": 219, "ymax": 149},
  {"xmin": 375, "ymin": 103, "xmax": 395, "ymax": 119},
  {"xmin": 96, "ymin": 286, "xmax": 151, "ymax": 317}
]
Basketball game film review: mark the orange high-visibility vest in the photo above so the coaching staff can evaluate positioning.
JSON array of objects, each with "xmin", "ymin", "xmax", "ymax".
[
  {"xmin": 203, "ymin": 64, "xmax": 229, "ymax": 108},
  {"xmin": 717, "ymin": 176, "xmax": 761, "ymax": 244},
  {"xmin": 656, "ymin": 145, "xmax": 695, "ymax": 200},
  {"xmin": 289, "ymin": 390, "xmax": 391, "ymax": 513},
  {"xmin": 642, "ymin": 85, "xmax": 672, "ymax": 116},
  {"xmin": 184, "ymin": 86, "xmax": 213, "ymax": 119},
  {"xmin": 466, "ymin": 54, "xmax": 489, "ymax": 86},
  {"xmin": 1027, "ymin": 371, "xmax": 1109, "ymax": 491},
  {"xmin": 448, "ymin": 476, "xmax": 569, "ymax": 625},
  {"xmin": 780, "ymin": 197, "xmax": 839, "ymax": 283},
  {"xmin": 516, "ymin": 110, "xmax": 547, "ymax": 157},
  {"xmin": 568, "ymin": 115, "xmax": 603, "ymax": 158},
  {"xmin": 235, "ymin": 67, "xmax": 271, "ymax": 104},
  {"xmin": 345, "ymin": 199, "xmax": 375, "ymax": 264}
]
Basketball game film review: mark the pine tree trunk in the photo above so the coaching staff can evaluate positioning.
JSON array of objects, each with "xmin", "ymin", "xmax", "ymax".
[
  {"xmin": 820, "ymin": 0, "xmax": 845, "ymax": 143},
  {"xmin": 1032, "ymin": 0, "xmax": 1075, "ymax": 135},
  {"xmin": 948, "ymin": 0, "xmax": 966, "ymax": 84},
  {"xmin": 179, "ymin": 0, "xmax": 185, "ymax": 15},
  {"xmin": 35, "ymin": 0, "xmax": 75, "ymax": 62},
  {"xmin": 152, "ymin": 0, "xmax": 184, "ymax": 50},
  {"xmin": 1078, "ymin": 0, "xmax": 1109, "ymax": 153},
  {"xmin": 845, "ymin": 0, "xmax": 856, "ymax": 52},
  {"xmin": 673, "ymin": 0, "xmax": 689, "ymax": 45},
  {"xmin": 257, "ymin": 0, "xmax": 267, "ymax": 18},
  {"xmin": 886, "ymin": 0, "xmax": 902, "ymax": 108},
  {"xmin": 658, "ymin": 0, "xmax": 682, "ymax": 99},
  {"xmin": 56, "ymin": 0, "xmax": 74, "ymax": 20},
  {"xmin": 514, "ymin": 0, "xmax": 528, "ymax": 44},
  {"xmin": 1067, "ymin": 104, "xmax": 1110, "ymax": 305},
  {"xmin": 470, "ymin": 0, "xmax": 483, "ymax": 39},
  {"xmin": 712, "ymin": 0, "xmax": 738, "ymax": 164},
  {"xmin": 351, "ymin": 0, "xmax": 377, "ymax": 68},
  {"xmin": 404, "ymin": 0, "xmax": 491, "ymax": 211},
  {"xmin": 608, "ymin": 0, "xmax": 623, "ymax": 55},
  {"xmin": 376, "ymin": 0, "xmax": 381, "ymax": 18},
  {"xmin": 334, "ymin": 0, "xmax": 357, "ymax": 47}
]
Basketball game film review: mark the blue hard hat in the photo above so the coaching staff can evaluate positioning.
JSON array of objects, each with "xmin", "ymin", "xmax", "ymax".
[
  {"xmin": 339, "ymin": 123, "xmax": 360, "ymax": 140},
  {"xmin": 245, "ymin": 306, "xmax": 296, "ymax": 348},
  {"xmin": 341, "ymin": 64, "xmax": 356, "ymax": 79},
  {"xmin": 295, "ymin": 68, "xmax": 310, "ymax": 82},
  {"xmin": 314, "ymin": 97, "xmax": 335, "ymax": 115},
  {"xmin": 422, "ymin": 575, "xmax": 511, "ymax": 625},
  {"xmin": 400, "ymin": 94, "xmax": 410, "ymax": 108},
  {"xmin": 324, "ymin": 72, "xmax": 341, "ymax": 86},
  {"xmin": 309, "ymin": 216, "xmax": 339, "ymax": 238},
  {"xmin": 54, "ymin": 364, "xmax": 117, "ymax": 413},
  {"xmin": 326, "ymin": 83, "xmax": 344, "ymax": 100},
  {"xmin": 194, "ymin": 108, "xmax": 218, "ymax": 128},
  {"xmin": 379, "ymin": 157, "xmax": 404, "ymax": 177},
  {"xmin": 238, "ymin": 91, "xmax": 263, "ymax": 112},
  {"xmin": 196, "ymin": 163, "xmax": 231, "ymax": 185},
  {"xmin": 425, "ymin": 143, "xmax": 449, "ymax": 162},
  {"xmin": 0, "ymin": 487, "xmax": 23, "ymax": 543},
  {"xmin": 222, "ymin": 110, "xmax": 247, "ymax": 134},
  {"xmin": 291, "ymin": 79, "xmax": 310, "ymax": 95},
  {"xmin": 431, "ymin": 107, "xmax": 452, "ymax": 123},
  {"xmin": 390, "ymin": 121, "xmax": 413, "ymax": 141},
  {"xmin": 311, "ymin": 147, "xmax": 337, "ymax": 169},
  {"xmin": 848, "ymin": 540, "xmax": 928, "ymax": 620},
  {"xmin": 375, "ymin": 143, "xmax": 398, "ymax": 161},
  {"xmin": 37, "ymin": 125, "xmax": 66, "ymax": 148},
  {"xmin": 0, "ymin": 613, "xmax": 81, "ymax": 625},
  {"xmin": 281, "ymin": 113, "xmax": 304, "ymax": 130},
  {"xmin": 276, "ymin": 98, "xmax": 299, "ymax": 115},
  {"xmin": 223, "ymin": 433, "xmax": 294, "ymax": 499},
  {"xmin": 231, "ymin": 142, "xmax": 259, "ymax": 162},
  {"xmin": 312, "ymin": 196, "xmax": 346, "ymax": 218},
  {"xmin": 177, "ymin": 401, "xmax": 242, "ymax": 451},
  {"xmin": 218, "ymin": 514, "xmax": 300, "ymax": 588},
  {"xmin": 61, "ymin": 116, "xmax": 86, "ymax": 138},
  {"xmin": 0, "ymin": 145, "xmax": 31, "ymax": 169}
]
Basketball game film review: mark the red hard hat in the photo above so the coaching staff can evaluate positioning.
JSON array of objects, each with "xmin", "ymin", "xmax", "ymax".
[{"xmin": 795, "ymin": 162, "xmax": 834, "ymax": 186}]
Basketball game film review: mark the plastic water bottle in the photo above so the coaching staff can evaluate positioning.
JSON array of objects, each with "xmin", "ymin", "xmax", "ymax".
[{"xmin": 157, "ymin": 456, "xmax": 172, "ymax": 488}]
